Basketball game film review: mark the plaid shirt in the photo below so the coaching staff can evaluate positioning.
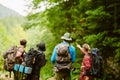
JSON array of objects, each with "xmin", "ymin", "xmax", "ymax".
[
  {"xmin": 82, "ymin": 54, "xmax": 92, "ymax": 71},
  {"xmin": 80, "ymin": 54, "xmax": 92, "ymax": 80}
]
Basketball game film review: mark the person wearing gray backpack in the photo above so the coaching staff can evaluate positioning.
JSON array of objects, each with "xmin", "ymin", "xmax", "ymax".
[{"xmin": 51, "ymin": 32, "xmax": 76, "ymax": 80}]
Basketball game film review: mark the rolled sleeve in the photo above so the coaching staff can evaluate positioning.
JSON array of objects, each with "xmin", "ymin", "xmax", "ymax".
[
  {"xmin": 69, "ymin": 46, "xmax": 76, "ymax": 63},
  {"xmin": 51, "ymin": 46, "xmax": 57, "ymax": 64}
]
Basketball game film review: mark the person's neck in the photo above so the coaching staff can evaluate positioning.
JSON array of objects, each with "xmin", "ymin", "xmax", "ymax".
[
  {"xmin": 83, "ymin": 50, "xmax": 88, "ymax": 55},
  {"xmin": 20, "ymin": 45, "xmax": 25, "ymax": 48},
  {"xmin": 85, "ymin": 52, "xmax": 89, "ymax": 55}
]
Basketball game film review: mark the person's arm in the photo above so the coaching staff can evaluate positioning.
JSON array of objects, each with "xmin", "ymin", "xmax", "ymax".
[
  {"xmin": 16, "ymin": 51, "xmax": 21, "ymax": 57},
  {"xmin": 77, "ymin": 44, "xmax": 84, "ymax": 52},
  {"xmin": 77, "ymin": 44, "xmax": 86, "ymax": 54},
  {"xmin": 77, "ymin": 44, "xmax": 82, "ymax": 50},
  {"xmin": 51, "ymin": 46, "xmax": 57, "ymax": 64},
  {"xmin": 69, "ymin": 46, "xmax": 76, "ymax": 63}
]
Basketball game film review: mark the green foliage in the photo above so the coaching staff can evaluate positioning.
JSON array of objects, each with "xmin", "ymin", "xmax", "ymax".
[{"xmin": 114, "ymin": 49, "xmax": 120, "ymax": 61}]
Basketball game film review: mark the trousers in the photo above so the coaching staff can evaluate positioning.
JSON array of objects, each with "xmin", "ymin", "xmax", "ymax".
[{"xmin": 55, "ymin": 69, "xmax": 71, "ymax": 80}]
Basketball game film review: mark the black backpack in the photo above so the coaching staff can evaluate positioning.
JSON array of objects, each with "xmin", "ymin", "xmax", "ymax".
[
  {"xmin": 24, "ymin": 48, "xmax": 46, "ymax": 69},
  {"xmin": 84, "ymin": 48, "xmax": 103, "ymax": 78},
  {"xmin": 34, "ymin": 50, "xmax": 46, "ymax": 67},
  {"xmin": 24, "ymin": 48, "xmax": 46, "ymax": 80}
]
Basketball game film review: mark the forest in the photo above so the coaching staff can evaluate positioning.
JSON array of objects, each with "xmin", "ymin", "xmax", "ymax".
[{"xmin": 0, "ymin": 0, "xmax": 120, "ymax": 80}]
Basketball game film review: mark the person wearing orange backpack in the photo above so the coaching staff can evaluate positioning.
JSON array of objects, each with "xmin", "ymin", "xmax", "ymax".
[{"xmin": 77, "ymin": 43, "xmax": 94, "ymax": 80}]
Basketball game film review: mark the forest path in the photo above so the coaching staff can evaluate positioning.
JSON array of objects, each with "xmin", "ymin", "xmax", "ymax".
[
  {"xmin": 0, "ymin": 71, "xmax": 13, "ymax": 80},
  {"xmin": 0, "ymin": 71, "xmax": 56, "ymax": 80}
]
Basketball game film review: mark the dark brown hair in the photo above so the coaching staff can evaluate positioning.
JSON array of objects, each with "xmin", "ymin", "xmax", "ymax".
[
  {"xmin": 20, "ymin": 39, "xmax": 27, "ymax": 45},
  {"xmin": 36, "ymin": 42, "xmax": 46, "ymax": 51}
]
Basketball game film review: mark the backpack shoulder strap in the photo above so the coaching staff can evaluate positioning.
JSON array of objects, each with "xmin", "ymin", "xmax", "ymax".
[{"xmin": 35, "ymin": 50, "xmax": 46, "ymax": 67}]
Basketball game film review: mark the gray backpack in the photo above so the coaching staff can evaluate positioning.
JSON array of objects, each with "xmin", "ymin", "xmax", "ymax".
[
  {"xmin": 55, "ymin": 44, "xmax": 71, "ymax": 71},
  {"xmin": 3, "ymin": 46, "xmax": 18, "ymax": 71}
]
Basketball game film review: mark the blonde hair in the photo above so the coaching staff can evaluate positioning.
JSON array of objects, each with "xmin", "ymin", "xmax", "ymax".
[{"xmin": 82, "ymin": 43, "xmax": 91, "ymax": 53}]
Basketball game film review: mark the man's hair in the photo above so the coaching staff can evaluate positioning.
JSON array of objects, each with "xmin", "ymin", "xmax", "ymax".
[
  {"xmin": 20, "ymin": 39, "xmax": 27, "ymax": 45},
  {"xmin": 64, "ymin": 39, "xmax": 72, "ymax": 43},
  {"xmin": 36, "ymin": 42, "xmax": 46, "ymax": 51}
]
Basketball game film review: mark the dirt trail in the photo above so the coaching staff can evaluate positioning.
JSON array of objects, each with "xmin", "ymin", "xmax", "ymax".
[
  {"xmin": 0, "ymin": 72, "xmax": 44, "ymax": 80},
  {"xmin": 0, "ymin": 71, "xmax": 56, "ymax": 80},
  {"xmin": 47, "ymin": 77, "xmax": 56, "ymax": 80},
  {"xmin": 0, "ymin": 72, "xmax": 13, "ymax": 80}
]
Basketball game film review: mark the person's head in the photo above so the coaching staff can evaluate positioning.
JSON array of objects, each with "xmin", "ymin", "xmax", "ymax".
[
  {"xmin": 36, "ymin": 42, "xmax": 46, "ymax": 51},
  {"xmin": 20, "ymin": 39, "xmax": 27, "ymax": 47},
  {"xmin": 61, "ymin": 32, "xmax": 72, "ymax": 42},
  {"xmin": 82, "ymin": 43, "xmax": 91, "ymax": 53}
]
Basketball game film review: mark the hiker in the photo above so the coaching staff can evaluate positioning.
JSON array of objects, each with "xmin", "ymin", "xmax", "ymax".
[
  {"xmin": 77, "ymin": 43, "xmax": 94, "ymax": 80},
  {"xmin": 26, "ymin": 42, "xmax": 46, "ymax": 80},
  {"xmin": 51, "ymin": 32, "xmax": 76, "ymax": 80},
  {"xmin": 15, "ymin": 39, "xmax": 27, "ymax": 64},
  {"xmin": 14, "ymin": 39, "xmax": 27, "ymax": 80}
]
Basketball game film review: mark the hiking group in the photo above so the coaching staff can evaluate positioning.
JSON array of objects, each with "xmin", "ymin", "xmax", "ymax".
[{"xmin": 3, "ymin": 32, "xmax": 103, "ymax": 80}]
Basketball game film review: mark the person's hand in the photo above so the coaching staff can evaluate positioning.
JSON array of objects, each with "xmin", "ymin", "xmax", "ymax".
[
  {"xmin": 85, "ymin": 76, "xmax": 89, "ymax": 80},
  {"xmin": 81, "ymin": 66, "xmax": 85, "ymax": 70},
  {"xmin": 77, "ymin": 44, "xmax": 81, "ymax": 49}
]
